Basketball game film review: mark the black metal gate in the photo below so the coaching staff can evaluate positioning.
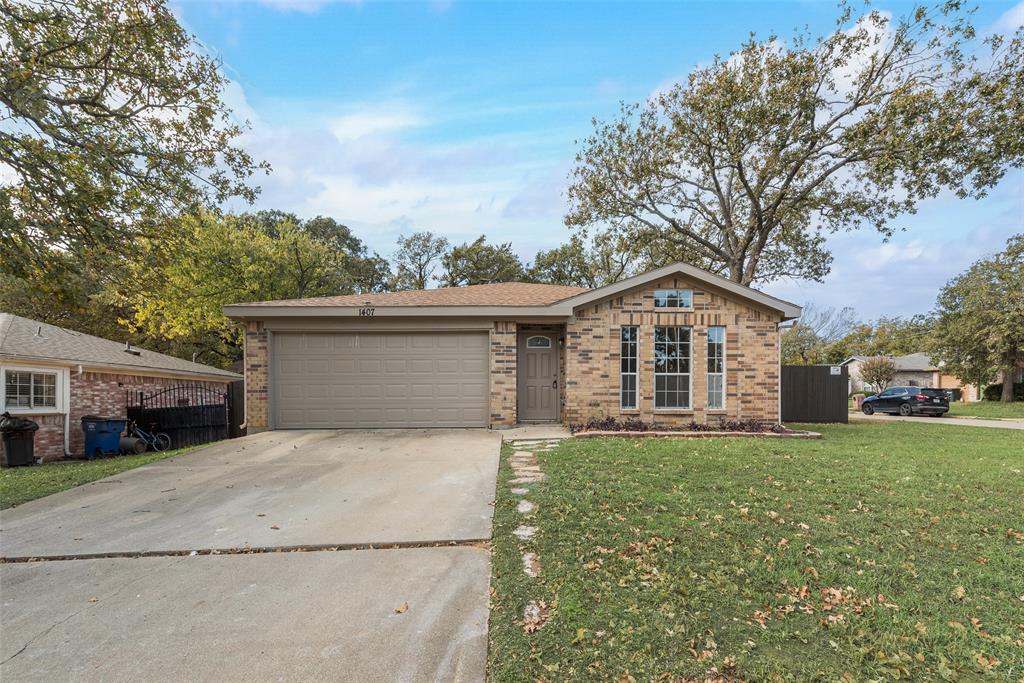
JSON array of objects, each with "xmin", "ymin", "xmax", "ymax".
[
  {"xmin": 126, "ymin": 383, "xmax": 229, "ymax": 449},
  {"xmin": 781, "ymin": 365, "xmax": 849, "ymax": 423}
]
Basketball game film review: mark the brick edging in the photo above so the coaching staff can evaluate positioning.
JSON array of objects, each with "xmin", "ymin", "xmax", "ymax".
[{"xmin": 571, "ymin": 429, "xmax": 822, "ymax": 439}]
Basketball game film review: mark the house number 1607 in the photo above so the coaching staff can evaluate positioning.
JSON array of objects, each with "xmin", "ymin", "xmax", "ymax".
[{"xmin": 358, "ymin": 307, "xmax": 375, "ymax": 317}]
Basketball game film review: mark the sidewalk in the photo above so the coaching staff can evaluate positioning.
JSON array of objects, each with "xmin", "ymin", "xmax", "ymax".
[{"xmin": 850, "ymin": 412, "xmax": 1024, "ymax": 430}]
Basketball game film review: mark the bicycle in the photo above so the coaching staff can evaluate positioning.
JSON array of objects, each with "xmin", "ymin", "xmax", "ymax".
[{"xmin": 127, "ymin": 420, "xmax": 172, "ymax": 452}]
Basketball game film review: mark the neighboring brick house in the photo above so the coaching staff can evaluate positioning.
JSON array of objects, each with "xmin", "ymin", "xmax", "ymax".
[
  {"xmin": 224, "ymin": 262, "xmax": 801, "ymax": 431},
  {"xmin": 0, "ymin": 314, "xmax": 240, "ymax": 463},
  {"xmin": 843, "ymin": 353, "xmax": 980, "ymax": 400}
]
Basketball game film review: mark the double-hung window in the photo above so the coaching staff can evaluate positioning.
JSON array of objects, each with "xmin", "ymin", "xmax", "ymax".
[
  {"xmin": 4, "ymin": 369, "xmax": 57, "ymax": 409},
  {"xmin": 653, "ymin": 289, "xmax": 692, "ymax": 309},
  {"xmin": 653, "ymin": 326, "xmax": 691, "ymax": 409},
  {"xmin": 707, "ymin": 326, "xmax": 725, "ymax": 410},
  {"xmin": 620, "ymin": 326, "xmax": 638, "ymax": 409}
]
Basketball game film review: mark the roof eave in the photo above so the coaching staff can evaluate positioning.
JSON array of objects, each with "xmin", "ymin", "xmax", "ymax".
[
  {"xmin": 223, "ymin": 304, "xmax": 576, "ymax": 319},
  {"xmin": 0, "ymin": 353, "xmax": 240, "ymax": 382}
]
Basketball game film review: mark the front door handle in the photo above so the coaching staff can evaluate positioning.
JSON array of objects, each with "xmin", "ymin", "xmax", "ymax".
[{"xmin": 552, "ymin": 379, "xmax": 558, "ymax": 389}]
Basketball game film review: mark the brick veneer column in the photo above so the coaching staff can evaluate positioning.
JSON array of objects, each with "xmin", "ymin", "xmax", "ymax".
[
  {"xmin": 245, "ymin": 321, "xmax": 269, "ymax": 431},
  {"xmin": 489, "ymin": 321, "xmax": 517, "ymax": 426}
]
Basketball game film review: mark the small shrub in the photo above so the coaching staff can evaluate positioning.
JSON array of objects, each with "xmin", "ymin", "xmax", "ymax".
[
  {"xmin": 982, "ymin": 382, "xmax": 1024, "ymax": 401},
  {"xmin": 569, "ymin": 416, "xmax": 786, "ymax": 434}
]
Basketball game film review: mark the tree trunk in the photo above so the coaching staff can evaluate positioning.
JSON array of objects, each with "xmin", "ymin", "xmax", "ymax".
[{"xmin": 1001, "ymin": 367, "xmax": 1016, "ymax": 402}]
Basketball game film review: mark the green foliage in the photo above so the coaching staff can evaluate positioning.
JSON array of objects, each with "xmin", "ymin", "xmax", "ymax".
[
  {"xmin": 110, "ymin": 211, "xmax": 382, "ymax": 367},
  {"xmin": 489, "ymin": 423, "xmax": 1024, "ymax": 681},
  {"xmin": 982, "ymin": 382, "xmax": 1024, "ymax": 402},
  {"xmin": 0, "ymin": 0, "xmax": 266, "ymax": 272},
  {"xmin": 780, "ymin": 303, "xmax": 858, "ymax": 364},
  {"xmin": 391, "ymin": 231, "xmax": 449, "ymax": 290},
  {"xmin": 440, "ymin": 235, "xmax": 525, "ymax": 287},
  {"xmin": 830, "ymin": 315, "xmax": 936, "ymax": 361},
  {"xmin": 859, "ymin": 355, "xmax": 899, "ymax": 391},
  {"xmin": 932, "ymin": 235, "xmax": 1024, "ymax": 401},
  {"xmin": 566, "ymin": 3, "xmax": 1024, "ymax": 285}
]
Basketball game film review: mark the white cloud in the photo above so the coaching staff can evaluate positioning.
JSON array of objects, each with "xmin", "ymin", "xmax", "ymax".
[
  {"xmin": 991, "ymin": 1, "xmax": 1024, "ymax": 35},
  {"xmin": 257, "ymin": 0, "xmax": 345, "ymax": 14},
  {"xmin": 329, "ymin": 108, "xmax": 424, "ymax": 141}
]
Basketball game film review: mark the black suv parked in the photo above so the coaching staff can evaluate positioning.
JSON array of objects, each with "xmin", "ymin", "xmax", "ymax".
[{"xmin": 861, "ymin": 387, "xmax": 949, "ymax": 417}]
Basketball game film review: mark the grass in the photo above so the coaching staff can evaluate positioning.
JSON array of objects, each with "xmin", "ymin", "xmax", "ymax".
[
  {"xmin": 0, "ymin": 446, "xmax": 199, "ymax": 509},
  {"xmin": 947, "ymin": 401, "xmax": 1024, "ymax": 420},
  {"xmin": 489, "ymin": 422, "xmax": 1024, "ymax": 681}
]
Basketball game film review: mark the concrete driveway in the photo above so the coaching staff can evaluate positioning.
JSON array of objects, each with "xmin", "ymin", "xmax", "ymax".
[{"xmin": 0, "ymin": 430, "xmax": 500, "ymax": 681}]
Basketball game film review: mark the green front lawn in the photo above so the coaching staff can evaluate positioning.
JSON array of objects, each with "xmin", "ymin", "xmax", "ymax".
[
  {"xmin": 948, "ymin": 401, "xmax": 1024, "ymax": 420},
  {"xmin": 0, "ymin": 447, "xmax": 199, "ymax": 509},
  {"xmin": 489, "ymin": 423, "xmax": 1024, "ymax": 681}
]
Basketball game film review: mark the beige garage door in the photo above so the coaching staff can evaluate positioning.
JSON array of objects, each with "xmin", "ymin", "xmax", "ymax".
[{"xmin": 272, "ymin": 332, "xmax": 489, "ymax": 429}]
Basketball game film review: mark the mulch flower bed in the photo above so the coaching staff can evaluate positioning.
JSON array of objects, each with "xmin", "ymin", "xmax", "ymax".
[{"xmin": 569, "ymin": 416, "xmax": 820, "ymax": 439}]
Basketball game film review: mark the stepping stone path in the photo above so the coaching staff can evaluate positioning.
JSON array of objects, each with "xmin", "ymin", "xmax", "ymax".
[{"xmin": 501, "ymin": 434, "xmax": 568, "ymax": 632}]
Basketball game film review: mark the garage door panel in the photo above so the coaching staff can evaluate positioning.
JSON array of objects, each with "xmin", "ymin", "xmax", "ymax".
[
  {"xmin": 273, "ymin": 332, "xmax": 488, "ymax": 428},
  {"xmin": 462, "ymin": 358, "xmax": 487, "ymax": 373}
]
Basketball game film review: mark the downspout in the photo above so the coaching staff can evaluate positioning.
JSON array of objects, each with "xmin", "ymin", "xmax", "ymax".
[{"xmin": 776, "ymin": 323, "xmax": 782, "ymax": 425}]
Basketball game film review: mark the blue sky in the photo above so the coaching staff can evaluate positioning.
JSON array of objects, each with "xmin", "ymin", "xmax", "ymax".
[{"xmin": 175, "ymin": 0, "xmax": 1024, "ymax": 320}]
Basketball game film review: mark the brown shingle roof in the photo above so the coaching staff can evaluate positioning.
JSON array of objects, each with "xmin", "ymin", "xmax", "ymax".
[
  {"xmin": 234, "ymin": 282, "xmax": 591, "ymax": 307},
  {"xmin": 0, "ymin": 314, "xmax": 240, "ymax": 380}
]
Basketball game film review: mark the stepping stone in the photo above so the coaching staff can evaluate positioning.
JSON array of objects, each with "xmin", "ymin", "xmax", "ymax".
[
  {"xmin": 517, "ymin": 500, "xmax": 535, "ymax": 514},
  {"xmin": 513, "ymin": 466, "xmax": 542, "ymax": 474},
  {"xmin": 513, "ymin": 525, "xmax": 537, "ymax": 540},
  {"xmin": 510, "ymin": 487, "xmax": 529, "ymax": 495},
  {"xmin": 522, "ymin": 552, "xmax": 541, "ymax": 577},
  {"xmin": 511, "ymin": 476, "xmax": 545, "ymax": 484}
]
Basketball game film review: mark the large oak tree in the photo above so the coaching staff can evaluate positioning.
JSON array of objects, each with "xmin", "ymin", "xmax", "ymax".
[
  {"xmin": 932, "ymin": 234, "xmax": 1024, "ymax": 402},
  {"xmin": 566, "ymin": 2, "xmax": 1024, "ymax": 285},
  {"xmin": 0, "ymin": 0, "xmax": 266, "ymax": 271}
]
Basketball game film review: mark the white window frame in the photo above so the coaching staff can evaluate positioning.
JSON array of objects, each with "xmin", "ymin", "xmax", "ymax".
[
  {"xmin": 653, "ymin": 289, "xmax": 693, "ymax": 309},
  {"xmin": 707, "ymin": 326, "xmax": 726, "ymax": 410},
  {"xmin": 1, "ymin": 364, "xmax": 68, "ymax": 414},
  {"xmin": 653, "ymin": 326, "xmax": 692, "ymax": 410},
  {"xmin": 620, "ymin": 326, "xmax": 639, "ymax": 410}
]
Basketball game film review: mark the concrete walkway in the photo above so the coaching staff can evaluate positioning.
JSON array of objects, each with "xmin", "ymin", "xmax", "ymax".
[
  {"xmin": 850, "ymin": 413, "xmax": 1024, "ymax": 430},
  {"xmin": 0, "ymin": 430, "xmax": 500, "ymax": 682}
]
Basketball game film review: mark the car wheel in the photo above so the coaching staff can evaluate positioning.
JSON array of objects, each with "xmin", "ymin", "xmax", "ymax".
[
  {"xmin": 861, "ymin": 404, "xmax": 874, "ymax": 415},
  {"xmin": 899, "ymin": 403, "xmax": 913, "ymax": 416}
]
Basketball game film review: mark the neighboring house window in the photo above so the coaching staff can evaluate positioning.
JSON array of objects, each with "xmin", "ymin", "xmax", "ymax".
[
  {"xmin": 653, "ymin": 326, "xmax": 691, "ymax": 409},
  {"xmin": 620, "ymin": 326, "xmax": 638, "ymax": 409},
  {"xmin": 653, "ymin": 289, "xmax": 693, "ymax": 309},
  {"xmin": 4, "ymin": 369, "xmax": 57, "ymax": 409},
  {"xmin": 707, "ymin": 326, "xmax": 725, "ymax": 410}
]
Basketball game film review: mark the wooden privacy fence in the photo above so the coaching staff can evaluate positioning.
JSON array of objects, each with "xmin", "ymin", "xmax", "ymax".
[
  {"xmin": 781, "ymin": 365, "xmax": 849, "ymax": 423},
  {"xmin": 126, "ymin": 382, "xmax": 231, "ymax": 449}
]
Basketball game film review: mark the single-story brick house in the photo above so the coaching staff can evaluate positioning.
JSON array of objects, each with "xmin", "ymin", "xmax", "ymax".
[
  {"xmin": 842, "ymin": 353, "xmax": 980, "ymax": 400},
  {"xmin": 0, "ymin": 314, "xmax": 240, "ymax": 463},
  {"xmin": 223, "ymin": 262, "xmax": 801, "ymax": 431}
]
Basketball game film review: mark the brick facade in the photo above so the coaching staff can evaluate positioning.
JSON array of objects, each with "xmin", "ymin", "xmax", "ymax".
[
  {"xmin": 564, "ymin": 279, "xmax": 781, "ymax": 426},
  {"xmin": 244, "ymin": 321, "xmax": 269, "ymax": 431},
  {"xmin": 1, "ymin": 371, "xmax": 228, "ymax": 465},
  {"xmin": 489, "ymin": 321, "xmax": 518, "ymax": 426},
  {"xmin": 237, "ymin": 280, "xmax": 783, "ymax": 431},
  {"xmin": 68, "ymin": 372, "xmax": 228, "ymax": 456}
]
